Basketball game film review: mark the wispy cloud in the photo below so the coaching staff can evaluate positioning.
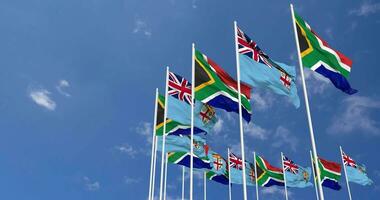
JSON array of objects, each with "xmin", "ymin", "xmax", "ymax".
[
  {"xmin": 83, "ymin": 176, "xmax": 100, "ymax": 191},
  {"xmin": 191, "ymin": 0, "xmax": 198, "ymax": 9},
  {"xmin": 349, "ymin": 1, "xmax": 380, "ymax": 16},
  {"xmin": 114, "ymin": 143, "xmax": 138, "ymax": 158},
  {"xmin": 56, "ymin": 79, "xmax": 71, "ymax": 97},
  {"xmin": 251, "ymin": 92, "xmax": 274, "ymax": 111},
  {"xmin": 301, "ymin": 69, "xmax": 330, "ymax": 95},
  {"xmin": 133, "ymin": 19, "xmax": 152, "ymax": 37},
  {"xmin": 261, "ymin": 186, "xmax": 291, "ymax": 197},
  {"xmin": 244, "ymin": 123, "xmax": 269, "ymax": 140},
  {"xmin": 213, "ymin": 118, "xmax": 224, "ymax": 134},
  {"xmin": 324, "ymin": 27, "xmax": 333, "ymax": 39},
  {"xmin": 328, "ymin": 95, "xmax": 380, "ymax": 135},
  {"xmin": 29, "ymin": 88, "xmax": 56, "ymax": 111},
  {"xmin": 124, "ymin": 176, "xmax": 141, "ymax": 184},
  {"xmin": 136, "ymin": 122, "xmax": 153, "ymax": 143},
  {"xmin": 271, "ymin": 126, "xmax": 299, "ymax": 152}
]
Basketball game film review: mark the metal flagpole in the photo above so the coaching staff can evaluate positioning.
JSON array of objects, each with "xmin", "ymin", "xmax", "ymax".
[
  {"xmin": 190, "ymin": 43, "xmax": 195, "ymax": 200},
  {"xmin": 290, "ymin": 4, "xmax": 325, "ymax": 200},
  {"xmin": 234, "ymin": 20, "xmax": 248, "ymax": 200},
  {"xmin": 281, "ymin": 152, "xmax": 289, "ymax": 200},
  {"xmin": 310, "ymin": 151, "xmax": 319, "ymax": 200},
  {"xmin": 204, "ymin": 171, "xmax": 207, "ymax": 200},
  {"xmin": 159, "ymin": 67, "xmax": 170, "ymax": 200},
  {"xmin": 148, "ymin": 89, "xmax": 159, "ymax": 200},
  {"xmin": 182, "ymin": 166, "xmax": 185, "ymax": 200},
  {"xmin": 151, "ymin": 130, "xmax": 158, "ymax": 200},
  {"xmin": 253, "ymin": 152, "xmax": 259, "ymax": 200},
  {"xmin": 163, "ymin": 153, "xmax": 168, "ymax": 200},
  {"xmin": 228, "ymin": 148, "xmax": 232, "ymax": 200},
  {"xmin": 340, "ymin": 146, "xmax": 353, "ymax": 200}
]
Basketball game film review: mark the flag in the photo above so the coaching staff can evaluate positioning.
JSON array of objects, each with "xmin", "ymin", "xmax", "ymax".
[
  {"xmin": 156, "ymin": 94, "xmax": 203, "ymax": 136},
  {"xmin": 342, "ymin": 151, "xmax": 373, "ymax": 186},
  {"xmin": 318, "ymin": 157, "xmax": 342, "ymax": 190},
  {"xmin": 228, "ymin": 152, "xmax": 255, "ymax": 186},
  {"xmin": 283, "ymin": 155, "xmax": 313, "ymax": 188},
  {"xmin": 255, "ymin": 155, "xmax": 284, "ymax": 187},
  {"xmin": 206, "ymin": 151, "xmax": 229, "ymax": 185},
  {"xmin": 167, "ymin": 151, "xmax": 211, "ymax": 170},
  {"xmin": 156, "ymin": 135, "xmax": 207, "ymax": 154},
  {"xmin": 194, "ymin": 50, "xmax": 252, "ymax": 122},
  {"xmin": 293, "ymin": 11, "xmax": 357, "ymax": 94},
  {"xmin": 168, "ymin": 71, "xmax": 192, "ymax": 105},
  {"xmin": 237, "ymin": 26, "xmax": 300, "ymax": 108},
  {"xmin": 209, "ymin": 151, "xmax": 228, "ymax": 175},
  {"xmin": 206, "ymin": 171, "xmax": 229, "ymax": 185},
  {"xmin": 166, "ymin": 72, "xmax": 218, "ymax": 133}
]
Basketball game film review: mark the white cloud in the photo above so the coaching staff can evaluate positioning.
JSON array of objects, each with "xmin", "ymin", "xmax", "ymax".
[
  {"xmin": 136, "ymin": 122, "xmax": 153, "ymax": 143},
  {"xmin": 83, "ymin": 176, "xmax": 100, "ymax": 191},
  {"xmin": 124, "ymin": 177, "xmax": 141, "ymax": 184},
  {"xmin": 261, "ymin": 186, "xmax": 291, "ymax": 197},
  {"xmin": 133, "ymin": 19, "xmax": 152, "ymax": 37},
  {"xmin": 328, "ymin": 95, "xmax": 380, "ymax": 135},
  {"xmin": 191, "ymin": 0, "xmax": 197, "ymax": 8},
  {"xmin": 244, "ymin": 123, "xmax": 269, "ymax": 140},
  {"xmin": 271, "ymin": 126, "xmax": 299, "ymax": 152},
  {"xmin": 56, "ymin": 79, "xmax": 71, "ymax": 97},
  {"xmin": 300, "ymin": 69, "xmax": 330, "ymax": 95},
  {"xmin": 251, "ymin": 92, "xmax": 274, "ymax": 111},
  {"xmin": 350, "ymin": 1, "xmax": 380, "ymax": 16},
  {"xmin": 115, "ymin": 143, "xmax": 138, "ymax": 158},
  {"xmin": 325, "ymin": 27, "xmax": 333, "ymax": 39},
  {"xmin": 29, "ymin": 88, "xmax": 56, "ymax": 111},
  {"xmin": 213, "ymin": 118, "xmax": 224, "ymax": 134}
]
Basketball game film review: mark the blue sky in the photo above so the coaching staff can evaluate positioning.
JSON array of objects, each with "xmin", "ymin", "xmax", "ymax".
[{"xmin": 0, "ymin": 0, "xmax": 379, "ymax": 199}]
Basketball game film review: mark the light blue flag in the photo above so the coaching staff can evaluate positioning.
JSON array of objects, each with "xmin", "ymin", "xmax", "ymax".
[
  {"xmin": 156, "ymin": 135, "xmax": 208, "ymax": 158},
  {"xmin": 166, "ymin": 95, "xmax": 217, "ymax": 133},
  {"xmin": 239, "ymin": 54, "xmax": 300, "ymax": 108},
  {"xmin": 346, "ymin": 164, "xmax": 373, "ymax": 186},
  {"xmin": 229, "ymin": 153, "xmax": 255, "ymax": 186},
  {"xmin": 285, "ymin": 166, "xmax": 313, "ymax": 188},
  {"xmin": 208, "ymin": 150, "xmax": 228, "ymax": 176}
]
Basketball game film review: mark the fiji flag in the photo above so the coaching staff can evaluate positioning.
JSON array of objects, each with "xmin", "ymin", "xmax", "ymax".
[
  {"xmin": 166, "ymin": 71, "xmax": 218, "ymax": 133},
  {"xmin": 342, "ymin": 151, "xmax": 373, "ymax": 186},
  {"xmin": 237, "ymin": 26, "xmax": 300, "ymax": 108},
  {"xmin": 156, "ymin": 135, "xmax": 207, "ymax": 154},
  {"xmin": 283, "ymin": 156, "xmax": 313, "ymax": 188},
  {"xmin": 229, "ymin": 152, "xmax": 255, "ymax": 186}
]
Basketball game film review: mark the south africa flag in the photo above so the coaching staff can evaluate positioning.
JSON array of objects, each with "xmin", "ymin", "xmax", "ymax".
[
  {"xmin": 294, "ymin": 11, "xmax": 357, "ymax": 94},
  {"xmin": 318, "ymin": 157, "xmax": 342, "ymax": 190},
  {"xmin": 255, "ymin": 155, "xmax": 284, "ymax": 187}
]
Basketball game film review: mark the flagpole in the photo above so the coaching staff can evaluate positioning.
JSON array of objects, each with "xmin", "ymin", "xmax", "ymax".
[
  {"xmin": 290, "ymin": 4, "xmax": 325, "ymax": 200},
  {"xmin": 281, "ymin": 152, "xmax": 289, "ymax": 200},
  {"xmin": 151, "ymin": 130, "xmax": 158, "ymax": 200},
  {"xmin": 163, "ymin": 153, "xmax": 168, "ymax": 200},
  {"xmin": 190, "ymin": 43, "xmax": 195, "ymax": 200},
  {"xmin": 204, "ymin": 171, "xmax": 207, "ymax": 200},
  {"xmin": 310, "ymin": 150, "xmax": 320, "ymax": 200},
  {"xmin": 340, "ymin": 146, "xmax": 353, "ymax": 200},
  {"xmin": 228, "ymin": 148, "xmax": 232, "ymax": 200},
  {"xmin": 148, "ymin": 89, "xmax": 159, "ymax": 200},
  {"xmin": 182, "ymin": 166, "xmax": 185, "ymax": 200},
  {"xmin": 253, "ymin": 152, "xmax": 259, "ymax": 200},
  {"xmin": 159, "ymin": 67, "xmax": 170, "ymax": 200},
  {"xmin": 234, "ymin": 20, "xmax": 248, "ymax": 200}
]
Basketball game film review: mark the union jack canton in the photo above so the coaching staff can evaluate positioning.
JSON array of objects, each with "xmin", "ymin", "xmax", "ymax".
[
  {"xmin": 342, "ymin": 151, "xmax": 357, "ymax": 168},
  {"xmin": 283, "ymin": 156, "xmax": 299, "ymax": 174},
  {"xmin": 229, "ymin": 152, "xmax": 243, "ymax": 170},
  {"xmin": 168, "ymin": 71, "xmax": 192, "ymax": 105},
  {"xmin": 237, "ymin": 26, "xmax": 293, "ymax": 90}
]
